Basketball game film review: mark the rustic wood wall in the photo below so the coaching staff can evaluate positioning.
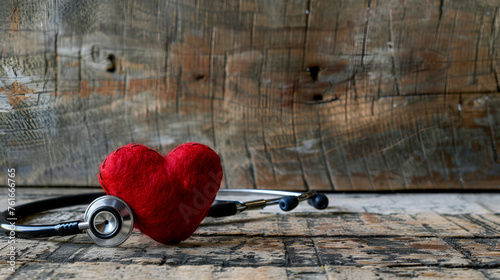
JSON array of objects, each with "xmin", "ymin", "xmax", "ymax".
[{"xmin": 1, "ymin": 0, "xmax": 499, "ymax": 191}]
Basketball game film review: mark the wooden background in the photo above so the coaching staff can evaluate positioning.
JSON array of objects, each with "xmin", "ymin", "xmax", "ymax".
[{"xmin": 0, "ymin": 0, "xmax": 499, "ymax": 191}]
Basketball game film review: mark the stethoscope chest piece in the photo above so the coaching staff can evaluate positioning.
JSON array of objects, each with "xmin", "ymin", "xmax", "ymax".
[{"xmin": 83, "ymin": 196, "xmax": 134, "ymax": 247}]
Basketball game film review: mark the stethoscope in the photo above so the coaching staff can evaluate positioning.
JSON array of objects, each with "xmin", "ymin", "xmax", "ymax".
[{"xmin": 0, "ymin": 189, "xmax": 328, "ymax": 247}]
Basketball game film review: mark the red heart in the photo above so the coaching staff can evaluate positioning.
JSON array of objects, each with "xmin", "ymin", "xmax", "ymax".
[{"xmin": 97, "ymin": 143, "xmax": 223, "ymax": 244}]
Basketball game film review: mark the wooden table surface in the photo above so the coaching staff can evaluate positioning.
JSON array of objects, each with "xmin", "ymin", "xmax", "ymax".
[{"xmin": 0, "ymin": 188, "xmax": 499, "ymax": 279}]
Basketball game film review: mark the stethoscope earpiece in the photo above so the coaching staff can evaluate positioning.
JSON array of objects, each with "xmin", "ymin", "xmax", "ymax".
[
  {"xmin": 307, "ymin": 193, "xmax": 329, "ymax": 210},
  {"xmin": 278, "ymin": 193, "xmax": 329, "ymax": 211},
  {"xmin": 278, "ymin": 196, "xmax": 299, "ymax": 211},
  {"xmin": 82, "ymin": 196, "xmax": 134, "ymax": 247}
]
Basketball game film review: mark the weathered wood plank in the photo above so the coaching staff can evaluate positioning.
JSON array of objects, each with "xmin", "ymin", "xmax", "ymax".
[
  {"xmin": 451, "ymin": 238, "xmax": 500, "ymax": 267},
  {"xmin": 0, "ymin": 189, "xmax": 499, "ymax": 278},
  {"xmin": 324, "ymin": 266, "xmax": 489, "ymax": 280},
  {"xmin": 1, "ymin": 0, "xmax": 500, "ymax": 190},
  {"xmin": 316, "ymin": 237, "xmax": 469, "ymax": 267},
  {"xmin": 0, "ymin": 234, "xmax": 485, "ymax": 267},
  {"xmin": 2, "ymin": 263, "xmax": 496, "ymax": 280}
]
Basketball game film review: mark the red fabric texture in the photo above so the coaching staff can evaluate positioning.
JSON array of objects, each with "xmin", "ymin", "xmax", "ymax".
[{"xmin": 97, "ymin": 143, "xmax": 223, "ymax": 244}]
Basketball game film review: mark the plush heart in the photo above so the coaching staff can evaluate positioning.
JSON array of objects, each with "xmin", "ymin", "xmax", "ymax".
[{"xmin": 97, "ymin": 142, "xmax": 223, "ymax": 244}]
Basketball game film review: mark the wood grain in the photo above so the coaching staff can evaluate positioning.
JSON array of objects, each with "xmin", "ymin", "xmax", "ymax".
[
  {"xmin": 1, "ymin": 0, "xmax": 500, "ymax": 190},
  {"xmin": 0, "ymin": 189, "xmax": 499, "ymax": 278}
]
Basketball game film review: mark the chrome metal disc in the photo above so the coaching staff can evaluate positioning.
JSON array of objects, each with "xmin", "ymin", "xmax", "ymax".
[{"xmin": 84, "ymin": 196, "xmax": 134, "ymax": 247}]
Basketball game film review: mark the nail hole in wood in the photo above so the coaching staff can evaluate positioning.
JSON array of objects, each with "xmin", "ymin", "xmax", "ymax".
[
  {"xmin": 307, "ymin": 66, "xmax": 320, "ymax": 81},
  {"xmin": 313, "ymin": 94, "xmax": 323, "ymax": 101},
  {"xmin": 195, "ymin": 74, "xmax": 206, "ymax": 81},
  {"xmin": 106, "ymin": 54, "xmax": 116, "ymax": 73}
]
